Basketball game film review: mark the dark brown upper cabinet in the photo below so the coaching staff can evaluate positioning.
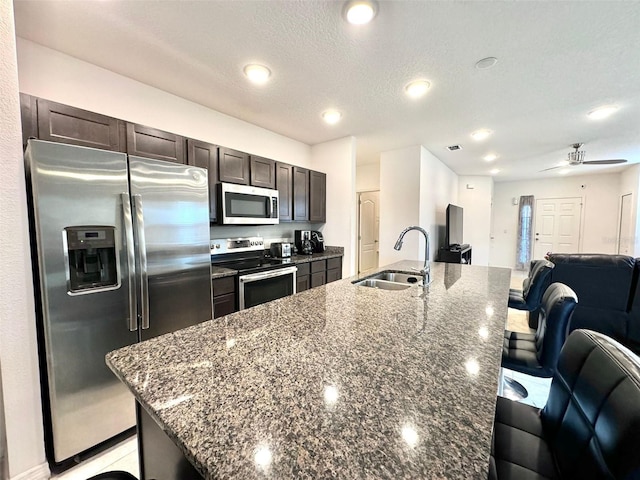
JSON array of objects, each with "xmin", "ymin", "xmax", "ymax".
[
  {"xmin": 126, "ymin": 123, "xmax": 185, "ymax": 164},
  {"xmin": 309, "ymin": 171, "xmax": 326, "ymax": 223},
  {"xmin": 20, "ymin": 93, "xmax": 37, "ymax": 149},
  {"xmin": 187, "ymin": 139, "xmax": 219, "ymax": 223},
  {"xmin": 293, "ymin": 166, "xmax": 310, "ymax": 221},
  {"xmin": 37, "ymin": 98, "xmax": 125, "ymax": 152},
  {"xmin": 275, "ymin": 162, "xmax": 293, "ymax": 222},
  {"xmin": 250, "ymin": 156, "xmax": 276, "ymax": 189},
  {"xmin": 218, "ymin": 147, "xmax": 250, "ymax": 185}
]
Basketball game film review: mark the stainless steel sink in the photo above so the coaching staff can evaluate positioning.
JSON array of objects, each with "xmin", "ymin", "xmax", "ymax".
[
  {"xmin": 353, "ymin": 279, "xmax": 413, "ymax": 290},
  {"xmin": 352, "ymin": 270, "xmax": 425, "ymax": 290},
  {"xmin": 368, "ymin": 271, "xmax": 423, "ymax": 284}
]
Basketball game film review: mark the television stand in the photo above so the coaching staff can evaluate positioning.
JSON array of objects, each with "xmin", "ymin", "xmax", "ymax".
[{"xmin": 438, "ymin": 244, "xmax": 472, "ymax": 265}]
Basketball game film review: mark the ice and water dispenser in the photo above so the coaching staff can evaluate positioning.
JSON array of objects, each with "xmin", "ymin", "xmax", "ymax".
[{"xmin": 64, "ymin": 226, "xmax": 119, "ymax": 293}]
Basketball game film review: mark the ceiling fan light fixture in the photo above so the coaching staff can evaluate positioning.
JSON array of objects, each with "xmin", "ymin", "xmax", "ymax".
[
  {"xmin": 405, "ymin": 79, "xmax": 431, "ymax": 99},
  {"xmin": 344, "ymin": 1, "xmax": 377, "ymax": 25},
  {"xmin": 243, "ymin": 64, "xmax": 271, "ymax": 84},
  {"xmin": 588, "ymin": 105, "xmax": 619, "ymax": 120},
  {"xmin": 471, "ymin": 129, "xmax": 493, "ymax": 141}
]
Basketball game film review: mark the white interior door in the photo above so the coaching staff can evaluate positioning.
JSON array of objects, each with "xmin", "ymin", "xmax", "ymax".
[
  {"xmin": 358, "ymin": 191, "xmax": 379, "ymax": 273},
  {"xmin": 618, "ymin": 193, "xmax": 633, "ymax": 255},
  {"xmin": 533, "ymin": 197, "xmax": 582, "ymax": 259}
]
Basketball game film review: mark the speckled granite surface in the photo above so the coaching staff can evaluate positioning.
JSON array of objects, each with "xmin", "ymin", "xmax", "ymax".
[
  {"xmin": 211, "ymin": 246, "xmax": 344, "ymax": 279},
  {"xmin": 107, "ymin": 260, "xmax": 510, "ymax": 479}
]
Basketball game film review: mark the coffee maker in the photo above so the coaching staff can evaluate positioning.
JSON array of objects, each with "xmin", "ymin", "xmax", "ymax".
[
  {"xmin": 310, "ymin": 231, "xmax": 325, "ymax": 253},
  {"xmin": 294, "ymin": 230, "xmax": 313, "ymax": 255}
]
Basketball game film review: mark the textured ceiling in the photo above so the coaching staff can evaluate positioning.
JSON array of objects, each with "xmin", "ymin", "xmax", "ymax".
[{"xmin": 13, "ymin": 0, "xmax": 640, "ymax": 181}]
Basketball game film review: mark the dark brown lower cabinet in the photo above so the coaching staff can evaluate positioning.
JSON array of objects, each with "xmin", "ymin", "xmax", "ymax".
[
  {"xmin": 296, "ymin": 262, "xmax": 310, "ymax": 292},
  {"xmin": 212, "ymin": 276, "xmax": 237, "ymax": 318},
  {"xmin": 137, "ymin": 404, "xmax": 203, "ymax": 480},
  {"xmin": 295, "ymin": 257, "xmax": 342, "ymax": 292},
  {"xmin": 310, "ymin": 260, "xmax": 327, "ymax": 288},
  {"xmin": 311, "ymin": 271, "xmax": 326, "ymax": 288},
  {"xmin": 326, "ymin": 257, "xmax": 342, "ymax": 283}
]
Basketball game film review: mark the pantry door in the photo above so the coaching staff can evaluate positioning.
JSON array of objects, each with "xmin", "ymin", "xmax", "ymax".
[
  {"xmin": 533, "ymin": 197, "xmax": 582, "ymax": 259},
  {"xmin": 358, "ymin": 191, "xmax": 379, "ymax": 273}
]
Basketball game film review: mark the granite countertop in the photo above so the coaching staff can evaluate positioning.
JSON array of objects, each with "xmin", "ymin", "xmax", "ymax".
[
  {"xmin": 107, "ymin": 260, "xmax": 511, "ymax": 479},
  {"xmin": 211, "ymin": 246, "xmax": 344, "ymax": 279}
]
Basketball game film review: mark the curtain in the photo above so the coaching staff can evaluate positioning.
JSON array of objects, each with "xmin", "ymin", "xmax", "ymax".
[{"xmin": 516, "ymin": 195, "xmax": 534, "ymax": 270}]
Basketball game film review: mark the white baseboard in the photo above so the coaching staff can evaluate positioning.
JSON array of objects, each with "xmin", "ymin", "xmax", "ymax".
[{"xmin": 11, "ymin": 462, "xmax": 50, "ymax": 480}]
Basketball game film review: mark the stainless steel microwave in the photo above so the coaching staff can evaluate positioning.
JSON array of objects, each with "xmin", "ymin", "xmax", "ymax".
[{"xmin": 218, "ymin": 182, "xmax": 279, "ymax": 225}]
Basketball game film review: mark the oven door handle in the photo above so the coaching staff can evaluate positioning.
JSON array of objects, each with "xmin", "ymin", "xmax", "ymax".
[{"xmin": 239, "ymin": 266, "xmax": 298, "ymax": 284}]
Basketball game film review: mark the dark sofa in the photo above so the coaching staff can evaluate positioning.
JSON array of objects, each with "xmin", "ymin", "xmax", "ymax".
[{"xmin": 531, "ymin": 253, "xmax": 640, "ymax": 355}]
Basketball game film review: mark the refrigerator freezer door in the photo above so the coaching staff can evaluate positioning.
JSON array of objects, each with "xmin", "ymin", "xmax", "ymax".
[
  {"xmin": 128, "ymin": 156, "xmax": 213, "ymax": 341},
  {"xmin": 26, "ymin": 141, "xmax": 137, "ymax": 463}
]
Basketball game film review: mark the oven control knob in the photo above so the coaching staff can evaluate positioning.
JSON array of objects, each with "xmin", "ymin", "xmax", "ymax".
[{"xmin": 215, "ymin": 244, "xmax": 220, "ymax": 249}]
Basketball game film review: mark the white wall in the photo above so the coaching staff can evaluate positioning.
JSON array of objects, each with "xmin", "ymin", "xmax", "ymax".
[
  {"xmin": 491, "ymin": 173, "xmax": 621, "ymax": 268},
  {"xmin": 458, "ymin": 176, "xmax": 494, "ymax": 266},
  {"xmin": 619, "ymin": 164, "xmax": 640, "ymax": 256},
  {"xmin": 379, "ymin": 145, "xmax": 458, "ymax": 267},
  {"xmin": 1, "ymin": 5, "xmax": 48, "ymax": 479},
  {"xmin": 419, "ymin": 147, "xmax": 459, "ymax": 260},
  {"xmin": 17, "ymin": 39, "xmax": 311, "ymax": 168},
  {"xmin": 356, "ymin": 162, "xmax": 380, "ymax": 192},
  {"xmin": 311, "ymin": 137, "xmax": 357, "ymax": 277}
]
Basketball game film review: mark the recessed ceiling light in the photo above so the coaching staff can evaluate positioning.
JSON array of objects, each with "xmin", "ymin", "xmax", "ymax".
[
  {"xmin": 483, "ymin": 153, "xmax": 498, "ymax": 162},
  {"xmin": 475, "ymin": 57, "xmax": 498, "ymax": 70},
  {"xmin": 490, "ymin": 168, "xmax": 500, "ymax": 175},
  {"xmin": 587, "ymin": 105, "xmax": 619, "ymax": 120},
  {"xmin": 243, "ymin": 64, "xmax": 271, "ymax": 84},
  {"xmin": 558, "ymin": 169, "xmax": 571, "ymax": 175},
  {"xmin": 322, "ymin": 110, "xmax": 342, "ymax": 125},
  {"xmin": 344, "ymin": 1, "xmax": 377, "ymax": 25},
  {"xmin": 404, "ymin": 80, "xmax": 431, "ymax": 99},
  {"xmin": 471, "ymin": 129, "xmax": 493, "ymax": 141}
]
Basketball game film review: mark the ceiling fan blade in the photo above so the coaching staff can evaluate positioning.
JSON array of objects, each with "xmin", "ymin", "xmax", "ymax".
[
  {"xmin": 539, "ymin": 165, "xmax": 563, "ymax": 172},
  {"xmin": 582, "ymin": 159, "xmax": 628, "ymax": 165}
]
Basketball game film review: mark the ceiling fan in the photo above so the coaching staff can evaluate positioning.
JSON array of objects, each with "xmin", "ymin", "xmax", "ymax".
[{"xmin": 540, "ymin": 143, "xmax": 628, "ymax": 172}]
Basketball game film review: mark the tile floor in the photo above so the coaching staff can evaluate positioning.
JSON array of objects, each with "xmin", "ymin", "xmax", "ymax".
[{"xmin": 52, "ymin": 268, "xmax": 548, "ymax": 479}]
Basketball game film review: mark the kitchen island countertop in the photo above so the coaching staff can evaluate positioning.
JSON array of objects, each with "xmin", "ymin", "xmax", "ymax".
[{"xmin": 107, "ymin": 260, "xmax": 511, "ymax": 479}]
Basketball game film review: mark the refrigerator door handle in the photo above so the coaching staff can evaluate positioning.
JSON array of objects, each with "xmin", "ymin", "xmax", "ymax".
[
  {"xmin": 121, "ymin": 193, "xmax": 138, "ymax": 331},
  {"xmin": 132, "ymin": 194, "xmax": 150, "ymax": 330}
]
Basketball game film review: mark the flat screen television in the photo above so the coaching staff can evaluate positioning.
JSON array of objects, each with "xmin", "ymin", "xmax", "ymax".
[{"xmin": 445, "ymin": 204, "xmax": 464, "ymax": 248}]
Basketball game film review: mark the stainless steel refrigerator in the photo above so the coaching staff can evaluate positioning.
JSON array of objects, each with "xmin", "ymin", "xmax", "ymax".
[{"xmin": 25, "ymin": 140, "xmax": 213, "ymax": 467}]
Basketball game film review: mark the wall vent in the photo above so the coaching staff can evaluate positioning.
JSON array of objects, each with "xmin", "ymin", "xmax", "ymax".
[{"xmin": 447, "ymin": 145, "xmax": 463, "ymax": 151}]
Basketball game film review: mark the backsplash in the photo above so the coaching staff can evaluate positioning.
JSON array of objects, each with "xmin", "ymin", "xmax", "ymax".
[{"xmin": 209, "ymin": 223, "xmax": 324, "ymax": 247}]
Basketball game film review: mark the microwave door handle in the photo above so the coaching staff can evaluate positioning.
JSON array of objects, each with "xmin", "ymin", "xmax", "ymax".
[
  {"xmin": 121, "ymin": 193, "xmax": 138, "ymax": 331},
  {"xmin": 132, "ymin": 194, "xmax": 150, "ymax": 330}
]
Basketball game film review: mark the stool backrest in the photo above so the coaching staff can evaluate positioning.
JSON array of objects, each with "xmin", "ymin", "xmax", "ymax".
[
  {"xmin": 542, "ymin": 329, "xmax": 640, "ymax": 479},
  {"xmin": 522, "ymin": 260, "xmax": 555, "ymax": 310},
  {"xmin": 535, "ymin": 282, "xmax": 578, "ymax": 373}
]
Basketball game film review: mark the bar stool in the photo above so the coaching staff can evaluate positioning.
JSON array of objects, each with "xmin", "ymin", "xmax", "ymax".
[
  {"xmin": 86, "ymin": 472, "xmax": 137, "ymax": 480},
  {"xmin": 501, "ymin": 282, "xmax": 577, "ymax": 400},
  {"xmin": 508, "ymin": 259, "xmax": 554, "ymax": 311}
]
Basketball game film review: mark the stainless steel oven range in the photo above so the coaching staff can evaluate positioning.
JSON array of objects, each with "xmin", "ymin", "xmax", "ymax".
[{"xmin": 211, "ymin": 237, "xmax": 297, "ymax": 310}]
